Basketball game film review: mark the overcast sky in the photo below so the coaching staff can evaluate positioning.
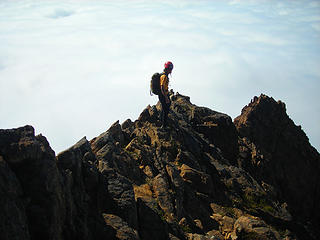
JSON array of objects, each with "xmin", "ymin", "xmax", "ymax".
[{"xmin": 1, "ymin": 0, "xmax": 319, "ymax": 154}]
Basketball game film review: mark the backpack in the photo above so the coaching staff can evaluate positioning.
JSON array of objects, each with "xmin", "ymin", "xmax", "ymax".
[{"xmin": 150, "ymin": 72, "xmax": 162, "ymax": 95}]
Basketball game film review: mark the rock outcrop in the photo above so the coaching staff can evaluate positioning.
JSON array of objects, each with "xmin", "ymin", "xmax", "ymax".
[{"xmin": 0, "ymin": 93, "xmax": 319, "ymax": 240}]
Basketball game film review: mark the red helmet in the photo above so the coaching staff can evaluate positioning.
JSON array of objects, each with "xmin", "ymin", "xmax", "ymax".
[{"xmin": 164, "ymin": 61, "xmax": 174, "ymax": 70}]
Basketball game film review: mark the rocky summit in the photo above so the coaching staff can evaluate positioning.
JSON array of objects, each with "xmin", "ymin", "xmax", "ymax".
[{"xmin": 0, "ymin": 92, "xmax": 319, "ymax": 240}]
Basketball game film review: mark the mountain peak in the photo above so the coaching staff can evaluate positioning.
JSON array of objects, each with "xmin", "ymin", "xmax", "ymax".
[{"xmin": 0, "ymin": 92, "xmax": 319, "ymax": 240}]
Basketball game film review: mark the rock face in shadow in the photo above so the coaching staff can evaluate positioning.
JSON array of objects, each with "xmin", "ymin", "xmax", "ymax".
[
  {"xmin": 0, "ymin": 92, "xmax": 319, "ymax": 240},
  {"xmin": 0, "ymin": 126, "xmax": 64, "ymax": 240},
  {"xmin": 234, "ymin": 94, "xmax": 320, "ymax": 236}
]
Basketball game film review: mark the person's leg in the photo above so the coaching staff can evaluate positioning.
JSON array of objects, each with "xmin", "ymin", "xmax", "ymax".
[
  {"xmin": 162, "ymin": 99, "xmax": 171, "ymax": 127},
  {"xmin": 158, "ymin": 94, "xmax": 166, "ymax": 127}
]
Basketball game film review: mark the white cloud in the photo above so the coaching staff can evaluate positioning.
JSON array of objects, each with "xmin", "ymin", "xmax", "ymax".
[
  {"xmin": 312, "ymin": 23, "xmax": 320, "ymax": 32},
  {"xmin": 47, "ymin": 8, "xmax": 74, "ymax": 19}
]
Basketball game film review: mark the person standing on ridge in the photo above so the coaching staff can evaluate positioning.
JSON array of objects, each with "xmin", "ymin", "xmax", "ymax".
[{"xmin": 159, "ymin": 61, "xmax": 173, "ymax": 129}]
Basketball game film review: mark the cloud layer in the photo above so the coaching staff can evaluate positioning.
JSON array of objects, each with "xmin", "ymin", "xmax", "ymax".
[{"xmin": 1, "ymin": 0, "xmax": 319, "ymax": 153}]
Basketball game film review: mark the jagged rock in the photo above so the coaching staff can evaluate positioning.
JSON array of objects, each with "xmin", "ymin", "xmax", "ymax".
[
  {"xmin": 169, "ymin": 233, "xmax": 183, "ymax": 240},
  {"xmin": 206, "ymin": 230, "xmax": 224, "ymax": 239},
  {"xmin": 235, "ymin": 94, "xmax": 320, "ymax": 234},
  {"xmin": 56, "ymin": 136, "xmax": 108, "ymax": 240},
  {"xmin": 1, "ymin": 93, "xmax": 319, "ymax": 240},
  {"xmin": 171, "ymin": 94, "xmax": 238, "ymax": 163},
  {"xmin": 122, "ymin": 118, "xmax": 134, "ymax": 130},
  {"xmin": 232, "ymin": 216, "xmax": 280, "ymax": 240},
  {"xmin": 95, "ymin": 129, "xmax": 142, "ymax": 184},
  {"xmin": 166, "ymin": 163, "xmax": 185, "ymax": 220},
  {"xmin": 57, "ymin": 138, "xmax": 91, "ymax": 239},
  {"xmin": 192, "ymin": 108, "xmax": 238, "ymax": 163},
  {"xmin": 91, "ymin": 120, "xmax": 125, "ymax": 152},
  {"xmin": 210, "ymin": 214, "xmax": 234, "ymax": 236},
  {"xmin": 0, "ymin": 156, "xmax": 29, "ymax": 240},
  {"xmin": 176, "ymin": 150, "xmax": 201, "ymax": 171},
  {"xmin": 133, "ymin": 184, "xmax": 153, "ymax": 202},
  {"xmin": 100, "ymin": 168, "xmax": 138, "ymax": 230},
  {"xmin": 138, "ymin": 105, "xmax": 160, "ymax": 124},
  {"xmin": 153, "ymin": 174, "xmax": 175, "ymax": 215},
  {"xmin": 136, "ymin": 197, "xmax": 170, "ymax": 240},
  {"xmin": 0, "ymin": 126, "xmax": 64, "ymax": 240},
  {"xmin": 180, "ymin": 164, "xmax": 214, "ymax": 195},
  {"xmin": 103, "ymin": 214, "xmax": 140, "ymax": 240},
  {"xmin": 122, "ymin": 119, "xmax": 135, "ymax": 146}
]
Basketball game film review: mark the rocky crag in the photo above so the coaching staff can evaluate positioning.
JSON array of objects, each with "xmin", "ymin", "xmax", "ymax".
[{"xmin": 1, "ymin": 93, "xmax": 319, "ymax": 240}]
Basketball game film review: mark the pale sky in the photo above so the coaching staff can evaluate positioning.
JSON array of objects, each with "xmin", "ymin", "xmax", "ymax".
[{"xmin": 1, "ymin": 0, "xmax": 319, "ymax": 153}]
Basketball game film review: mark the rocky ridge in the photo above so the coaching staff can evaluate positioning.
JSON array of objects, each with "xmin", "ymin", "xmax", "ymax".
[{"xmin": 0, "ymin": 92, "xmax": 319, "ymax": 240}]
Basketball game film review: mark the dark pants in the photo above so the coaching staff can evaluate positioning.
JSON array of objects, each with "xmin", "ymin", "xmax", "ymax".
[{"xmin": 158, "ymin": 94, "xmax": 171, "ymax": 127}]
